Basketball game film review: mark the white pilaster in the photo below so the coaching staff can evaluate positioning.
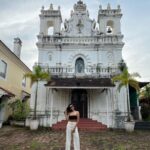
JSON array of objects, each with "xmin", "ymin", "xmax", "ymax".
[
  {"xmin": 106, "ymin": 89, "xmax": 110, "ymax": 127},
  {"xmin": 50, "ymin": 89, "xmax": 54, "ymax": 127}
]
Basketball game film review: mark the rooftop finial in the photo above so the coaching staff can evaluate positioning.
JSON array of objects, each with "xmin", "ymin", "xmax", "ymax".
[
  {"xmin": 71, "ymin": 10, "xmax": 73, "ymax": 16},
  {"xmin": 77, "ymin": 0, "xmax": 83, "ymax": 4},
  {"xmin": 41, "ymin": 6, "xmax": 44, "ymax": 12},
  {"xmin": 50, "ymin": 3, "xmax": 53, "ymax": 10},
  {"xmin": 107, "ymin": 3, "xmax": 111, "ymax": 10},
  {"xmin": 117, "ymin": 5, "xmax": 121, "ymax": 10},
  {"xmin": 42, "ymin": 6, "xmax": 44, "ymax": 10},
  {"xmin": 99, "ymin": 5, "xmax": 102, "ymax": 10}
]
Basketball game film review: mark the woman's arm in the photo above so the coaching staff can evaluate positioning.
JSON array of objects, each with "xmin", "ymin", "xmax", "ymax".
[{"xmin": 72, "ymin": 111, "xmax": 80, "ymax": 132}]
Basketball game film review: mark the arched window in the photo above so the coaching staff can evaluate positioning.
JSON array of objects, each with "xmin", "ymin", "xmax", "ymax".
[
  {"xmin": 75, "ymin": 58, "xmax": 84, "ymax": 73},
  {"xmin": 106, "ymin": 20, "xmax": 114, "ymax": 34},
  {"xmin": 48, "ymin": 26, "xmax": 54, "ymax": 35},
  {"xmin": 47, "ymin": 21, "xmax": 54, "ymax": 35}
]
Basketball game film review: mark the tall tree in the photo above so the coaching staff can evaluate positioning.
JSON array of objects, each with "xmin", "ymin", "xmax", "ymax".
[
  {"xmin": 25, "ymin": 65, "xmax": 50, "ymax": 119},
  {"xmin": 112, "ymin": 68, "xmax": 140, "ymax": 121}
]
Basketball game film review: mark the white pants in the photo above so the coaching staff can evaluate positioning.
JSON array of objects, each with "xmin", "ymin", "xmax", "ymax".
[{"xmin": 65, "ymin": 121, "xmax": 80, "ymax": 150}]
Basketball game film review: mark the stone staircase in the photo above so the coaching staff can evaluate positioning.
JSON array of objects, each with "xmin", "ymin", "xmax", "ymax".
[
  {"xmin": 52, "ymin": 118, "xmax": 107, "ymax": 131},
  {"xmin": 134, "ymin": 121, "xmax": 150, "ymax": 130}
]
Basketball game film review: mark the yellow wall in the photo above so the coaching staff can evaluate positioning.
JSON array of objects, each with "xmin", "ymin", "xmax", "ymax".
[{"xmin": 0, "ymin": 44, "xmax": 31, "ymax": 100}]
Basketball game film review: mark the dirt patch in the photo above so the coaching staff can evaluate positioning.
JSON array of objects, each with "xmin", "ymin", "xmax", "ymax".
[{"xmin": 0, "ymin": 126, "xmax": 150, "ymax": 150}]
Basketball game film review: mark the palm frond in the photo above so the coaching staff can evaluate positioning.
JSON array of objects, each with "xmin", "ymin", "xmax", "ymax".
[
  {"xmin": 112, "ymin": 75, "xmax": 122, "ymax": 83},
  {"xmin": 39, "ymin": 72, "xmax": 50, "ymax": 81},
  {"xmin": 129, "ymin": 79, "xmax": 140, "ymax": 92},
  {"xmin": 130, "ymin": 72, "xmax": 141, "ymax": 78},
  {"xmin": 117, "ymin": 83, "xmax": 125, "ymax": 92},
  {"xmin": 24, "ymin": 65, "xmax": 51, "ymax": 87}
]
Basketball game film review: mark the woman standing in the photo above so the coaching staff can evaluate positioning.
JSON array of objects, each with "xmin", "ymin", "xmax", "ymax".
[{"xmin": 64, "ymin": 104, "xmax": 80, "ymax": 150}]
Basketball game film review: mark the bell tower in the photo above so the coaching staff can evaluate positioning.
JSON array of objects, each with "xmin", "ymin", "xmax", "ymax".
[
  {"xmin": 39, "ymin": 4, "xmax": 62, "ymax": 35},
  {"xmin": 98, "ymin": 4, "xmax": 122, "ymax": 35}
]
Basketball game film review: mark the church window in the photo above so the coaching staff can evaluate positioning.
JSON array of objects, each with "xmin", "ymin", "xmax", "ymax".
[
  {"xmin": 0, "ymin": 60, "xmax": 7, "ymax": 79},
  {"xmin": 75, "ymin": 58, "xmax": 84, "ymax": 73},
  {"xmin": 49, "ymin": 54, "xmax": 52, "ymax": 61}
]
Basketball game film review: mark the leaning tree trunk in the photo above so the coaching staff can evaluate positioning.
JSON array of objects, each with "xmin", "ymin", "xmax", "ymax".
[
  {"xmin": 126, "ymin": 84, "xmax": 131, "ymax": 121},
  {"xmin": 33, "ymin": 81, "xmax": 38, "ymax": 120}
]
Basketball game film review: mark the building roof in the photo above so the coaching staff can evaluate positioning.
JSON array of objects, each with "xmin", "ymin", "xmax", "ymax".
[
  {"xmin": 45, "ymin": 77, "xmax": 114, "ymax": 89},
  {"xmin": 0, "ymin": 40, "xmax": 31, "ymax": 72},
  {"xmin": 139, "ymin": 82, "xmax": 149, "ymax": 88},
  {"xmin": 0, "ymin": 87, "xmax": 15, "ymax": 98}
]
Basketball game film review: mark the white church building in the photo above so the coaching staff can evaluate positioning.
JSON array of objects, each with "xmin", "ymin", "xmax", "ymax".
[{"xmin": 28, "ymin": 0, "xmax": 128, "ymax": 128}]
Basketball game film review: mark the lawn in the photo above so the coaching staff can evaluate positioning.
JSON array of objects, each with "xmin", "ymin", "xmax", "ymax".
[{"xmin": 0, "ymin": 126, "xmax": 150, "ymax": 150}]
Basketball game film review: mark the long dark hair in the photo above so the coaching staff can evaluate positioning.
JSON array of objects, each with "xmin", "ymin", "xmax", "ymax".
[{"xmin": 66, "ymin": 104, "xmax": 74, "ymax": 114}]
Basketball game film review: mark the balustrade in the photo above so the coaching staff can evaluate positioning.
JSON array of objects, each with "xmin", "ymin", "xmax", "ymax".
[
  {"xmin": 37, "ymin": 64, "xmax": 120, "ymax": 78},
  {"xmin": 38, "ymin": 35, "xmax": 123, "ymax": 45}
]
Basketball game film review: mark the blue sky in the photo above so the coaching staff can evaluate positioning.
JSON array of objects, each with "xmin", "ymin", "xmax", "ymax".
[{"xmin": 0, "ymin": 0, "xmax": 150, "ymax": 81}]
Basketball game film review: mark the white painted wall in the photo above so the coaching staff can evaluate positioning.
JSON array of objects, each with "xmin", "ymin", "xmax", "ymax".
[{"xmin": 28, "ymin": 1, "xmax": 127, "ymax": 128}]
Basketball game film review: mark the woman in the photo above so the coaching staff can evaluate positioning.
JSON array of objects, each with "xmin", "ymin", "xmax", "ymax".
[{"xmin": 64, "ymin": 104, "xmax": 80, "ymax": 150}]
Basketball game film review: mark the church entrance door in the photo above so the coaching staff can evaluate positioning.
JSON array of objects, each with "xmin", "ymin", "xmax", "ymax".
[{"xmin": 71, "ymin": 89, "xmax": 87, "ymax": 118}]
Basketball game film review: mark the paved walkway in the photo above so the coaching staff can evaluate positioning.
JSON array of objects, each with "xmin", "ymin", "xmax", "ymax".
[{"xmin": 0, "ymin": 126, "xmax": 150, "ymax": 150}]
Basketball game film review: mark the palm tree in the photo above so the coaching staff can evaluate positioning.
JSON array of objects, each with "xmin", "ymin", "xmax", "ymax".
[
  {"xmin": 24, "ymin": 65, "xmax": 50, "ymax": 119},
  {"xmin": 112, "ymin": 68, "xmax": 140, "ymax": 121}
]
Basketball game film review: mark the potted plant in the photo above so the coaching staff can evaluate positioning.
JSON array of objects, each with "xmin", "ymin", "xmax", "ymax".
[
  {"xmin": 112, "ymin": 68, "xmax": 140, "ymax": 132},
  {"xmin": 25, "ymin": 65, "xmax": 50, "ymax": 130},
  {"xmin": 9, "ymin": 99, "xmax": 30, "ymax": 126}
]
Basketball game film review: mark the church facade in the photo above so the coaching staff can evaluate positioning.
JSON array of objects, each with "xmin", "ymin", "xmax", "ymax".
[{"xmin": 28, "ymin": 1, "xmax": 128, "ymax": 128}]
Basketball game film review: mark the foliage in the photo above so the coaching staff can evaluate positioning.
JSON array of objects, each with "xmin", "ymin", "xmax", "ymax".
[
  {"xmin": 30, "ymin": 140, "xmax": 44, "ymax": 150},
  {"xmin": 140, "ymin": 84, "xmax": 150, "ymax": 102},
  {"xmin": 118, "ymin": 59, "xmax": 127, "ymax": 72},
  {"xmin": 140, "ymin": 103, "xmax": 150, "ymax": 120},
  {"xmin": 139, "ymin": 84, "xmax": 150, "ymax": 120},
  {"xmin": 112, "ymin": 68, "xmax": 140, "ymax": 92},
  {"xmin": 9, "ymin": 99, "xmax": 30, "ymax": 121},
  {"xmin": 112, "ymin": 68, "xmax": 140, "ymax": 121},
  {"xmin": 24, "ymin": 65, "xmax": 50, "ymax": 119},
  {"xmin": 0, "ymin": 103, "xmax": 4, "ymax": 110},
  {"xmin": 25, "ymin": 65, "xmax": 50, "ymax": 86}
]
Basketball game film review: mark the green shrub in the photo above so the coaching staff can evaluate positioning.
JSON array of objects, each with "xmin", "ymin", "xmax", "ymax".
[
  {"xmin": 9, "ymin": 99, "xmax": 30, "ymax": 121},
  {"xmin": 141, "ymin": 103, "xmax": 150, "ymax": 120}
]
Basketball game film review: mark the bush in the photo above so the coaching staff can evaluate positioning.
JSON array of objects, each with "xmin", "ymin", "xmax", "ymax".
[
  {"xmin": 9, "ymin": 99, "xmax": 30, "ymax": 121},
  {"xmin": 141, "ymin": 103, "xmax": 150, "ymax": 120}
]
